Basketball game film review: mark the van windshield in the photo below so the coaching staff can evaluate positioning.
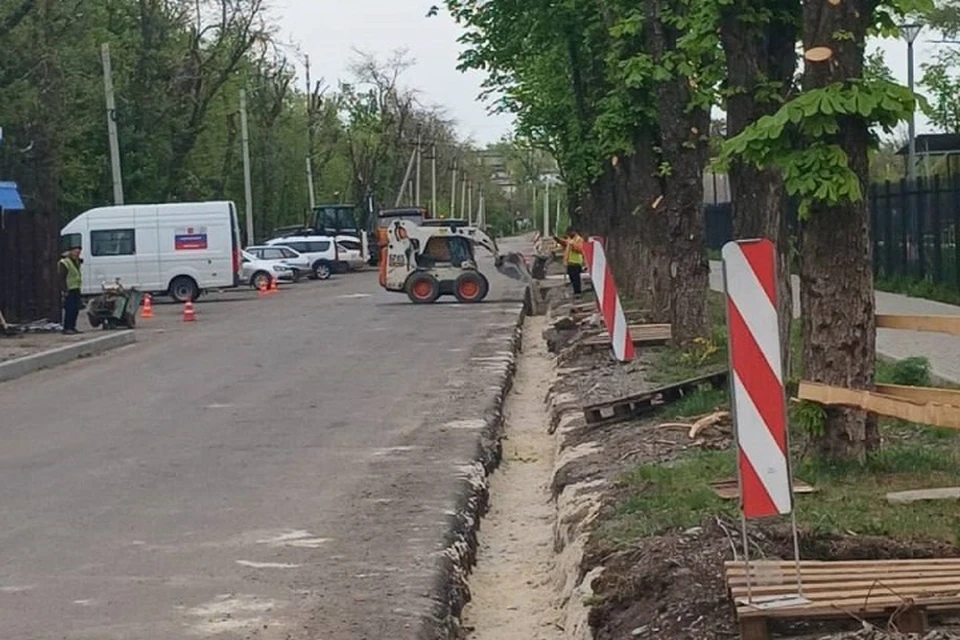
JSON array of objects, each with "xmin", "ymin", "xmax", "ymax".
[{"xmin": 60, "ymin": 233, "xmax": 82, "ymax": 253}]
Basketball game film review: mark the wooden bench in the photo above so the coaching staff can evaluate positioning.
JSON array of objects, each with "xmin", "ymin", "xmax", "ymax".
[{"xmin": 725, "ymin": 559, "xmax": 960, "ymax": 639}]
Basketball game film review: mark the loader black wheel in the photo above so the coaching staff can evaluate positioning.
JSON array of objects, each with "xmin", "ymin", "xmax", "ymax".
[
  {"xmin": 454, "ymin": 272, "xmax": 489, "ymax": 303},
  {"xmin": 406, "ymin": 273, "xmax": 441, "ymax": 304}
]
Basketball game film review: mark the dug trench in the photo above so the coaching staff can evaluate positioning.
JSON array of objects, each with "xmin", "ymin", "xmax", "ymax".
[{"xmin": 454, "ymin": 291, "xmax": 960, "ymax": 640}]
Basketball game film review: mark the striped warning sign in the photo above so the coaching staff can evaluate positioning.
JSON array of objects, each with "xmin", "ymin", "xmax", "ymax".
[
  {"xmin": 582, "ymin": 238, "xmax": 634, "ymax": 362},
  {"xmin": 722, "ymin": 239, "xmax": 792, "ymax": 518}
]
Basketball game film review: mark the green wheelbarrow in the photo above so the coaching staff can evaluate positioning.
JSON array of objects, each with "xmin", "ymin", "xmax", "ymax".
[{"xmin": 86, "ymin": 282, "xmax": 144, "ymax": 330}]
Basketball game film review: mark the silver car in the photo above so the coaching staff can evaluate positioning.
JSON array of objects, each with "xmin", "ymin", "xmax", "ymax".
[
  {"xmin": 240, "ymin": 251, "xmax": 294, "ymax": 290},
  {"xmin": 245, "ymin": 245, "xmax": 311, "ymax": 281}
]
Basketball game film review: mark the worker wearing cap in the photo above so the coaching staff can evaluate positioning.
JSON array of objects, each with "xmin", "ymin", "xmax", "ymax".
[
  {"xmin": 58, "ymin": 243, "xmax": 83, "ymax": 334},
  {"xmin": 554, "ymin": 227, "xmax": 585, "ymax": 297}
]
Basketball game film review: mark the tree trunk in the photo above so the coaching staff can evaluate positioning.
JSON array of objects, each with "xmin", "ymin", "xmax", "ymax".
[
  {"xmin": 645, "ymin": 0, "xmax": 711, "ymax": 345},
  {"xmin": 800, "ymin": 0, "xmax": 877, "ymax": 460},
  {"xmin": 721, "ymin": 5, "xmax": 797, "ymax": 376},
  {"xmin": 580, "ymin": 147, "xmax": 670, "ymax": 322}
]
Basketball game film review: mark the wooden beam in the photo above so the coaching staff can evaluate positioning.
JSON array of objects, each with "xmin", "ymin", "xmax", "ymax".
[
  {"xmin": 584, "ymin": 324, "xmax": 672, "ymax": 346},
  {"xmin": 876, "ymin": 313, "xmax": 960, "ymax": 336},
  {"xmin": 875, "ymin": 383, "xmax": 960, "ymax": 407},
  {"xmin": 798, "ymin": 381, "xmax": 960, "ymax": 430}
]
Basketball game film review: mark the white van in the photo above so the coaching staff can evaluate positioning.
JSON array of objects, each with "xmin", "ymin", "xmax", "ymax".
[{"xmin": 60, "ymin": 201, "xmax": 242, "ymax": 302}]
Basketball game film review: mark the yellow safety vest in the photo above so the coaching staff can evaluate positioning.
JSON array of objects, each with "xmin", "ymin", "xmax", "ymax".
[
  {"xmin": 563, "ymin": 235, "xmax": 585, "ymax": 266},
  {"xmin": 60, "ymin": 257, "xmax": 82, "ymax": 290}
]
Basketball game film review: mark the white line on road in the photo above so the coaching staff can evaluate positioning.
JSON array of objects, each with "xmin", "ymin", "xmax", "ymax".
[{"xmin": 236, "ymin": 561, "xmax": 301, "ymax": 569}]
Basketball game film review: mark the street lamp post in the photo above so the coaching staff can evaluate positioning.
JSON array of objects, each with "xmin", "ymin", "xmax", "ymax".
[{"xmin": 902, "ymin": 23, "xmax": 922, "ymax": 184}]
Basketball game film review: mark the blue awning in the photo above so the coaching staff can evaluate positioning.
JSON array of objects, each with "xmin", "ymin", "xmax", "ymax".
[{"xmin": 0, "ymin": 182, "xmax": 25, "ymax": 211}]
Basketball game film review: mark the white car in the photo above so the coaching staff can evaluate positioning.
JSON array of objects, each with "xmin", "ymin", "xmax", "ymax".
[
  {"xmin": 240, "ymin": 251, "xmax": 294, "ymax": 289},
  {"xmin": 245, "ymin": 245, "xmax": 311, "ymax": 280},
  {"xmin": 265, "ymin": 235, "xmax": 337, "ymax": 280},
  {"xmin": 336, "ymin": 238, "xmax": 365, "ymax": 271}
]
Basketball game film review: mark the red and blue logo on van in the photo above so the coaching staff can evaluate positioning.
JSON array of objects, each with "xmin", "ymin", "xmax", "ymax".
[{"xmin": 175, "ymin": 226, "xmax": 208, "ymax": 250}]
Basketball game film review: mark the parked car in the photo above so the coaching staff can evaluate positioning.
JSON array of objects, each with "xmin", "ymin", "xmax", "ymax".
[
  {"xmin": 60, "ymin": 201, "xmax": 243, "ymax": 303},
  {"xmin": 245, "ymin": 245, "xmax": 311, "ymax": 280},
  {"xmin": 336, "ymin": 240, "xmax": 365, "ymax": 271},
  {"xmin": 240, "ymin": 251, "xmax": 294, "ymax": 289},
  {"xmin": 265, "ymin": 235, "xmax": 337, "ymax": 280}
]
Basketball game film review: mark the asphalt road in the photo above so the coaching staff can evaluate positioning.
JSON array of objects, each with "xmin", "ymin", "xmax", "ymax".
[{"xmin": 0, "ymin": 241, "xmax": 530, "ymax": 640}]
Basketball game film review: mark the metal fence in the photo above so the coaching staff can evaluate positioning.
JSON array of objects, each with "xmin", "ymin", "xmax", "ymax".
[
  {"xmin": 703, "ymin": 177, "xmax": 960, "ymax": 289},
  {"xmin": 870, "ymin": 176, "xmax": 960, "ymax": 286},
  {"xmin": 0, "ymin": 210, "xmax": 60, "ymax": 324}
]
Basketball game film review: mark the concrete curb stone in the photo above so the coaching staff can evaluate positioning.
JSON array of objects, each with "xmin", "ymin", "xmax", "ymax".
[{"xmin": 0, "ymin": 330, "xmax": 136, "ymax": 384}]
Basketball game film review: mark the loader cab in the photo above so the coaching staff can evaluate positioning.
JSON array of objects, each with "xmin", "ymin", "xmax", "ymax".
[{"xmin": 417, "ymin": 235, "xmax": 474, "ymax": 269}]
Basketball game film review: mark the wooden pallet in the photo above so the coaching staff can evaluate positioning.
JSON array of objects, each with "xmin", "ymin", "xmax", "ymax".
[
  {"xmin": 582, "ymin": 323, "xmax": 673, "ymax": 348},
  {"xmin": 582, "ymin": 369, "xmax": 729, "ymax": 425},
  {"xmin": 725, "ymin": 559, "xmax": 960, "ymax": 639}
]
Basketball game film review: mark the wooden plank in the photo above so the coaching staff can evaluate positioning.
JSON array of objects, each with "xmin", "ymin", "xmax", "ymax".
[
  {"xmin": 739, "ymin": 594, "xmax": 960, "ymax": 618},
  {"xmin": 798, "ymin": 381, "xmax": 960, "ymax": 430},
  {"xmin": 583, "ymin": 324, "xmax": 672, "ymax": 347},
  {"xmin": 897, "ymin": 608, "xmax": 929, "ymax": 634},
  {"xmin": 875, "ymin": 383, "xmax": 960, "ymax": 407},
  {"xmin": 726, "ymin": 559, "xmax": 960, "ymax": 570},
  {"xmin": 731, "ymin": 575, "xmax": 960, "ymax": 597},
  {"xmin": 738, "ymin": 618, "xmax": 769, "ymax": 640},
  {"xmin": 887, "ymin": 487, "xmax": 960, "ymax": 504},
  {"xmin": 727, "ymin": 568, "xmax": 960, "ymax": 586},
  {"xmin": 877, "ymin": 313, "xmax": 960, "ymax": 336},
  {"xmin": 711, "ymin": 479, "xmax": 815, "ymax": 500}
]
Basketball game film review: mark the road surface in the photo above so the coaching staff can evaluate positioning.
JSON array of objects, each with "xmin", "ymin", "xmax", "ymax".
[{"xmin": 0, "ymin": 244, "xmax": 529, "ymax": 640}]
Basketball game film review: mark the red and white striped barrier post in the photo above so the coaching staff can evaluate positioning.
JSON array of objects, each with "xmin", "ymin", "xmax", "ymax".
[
  {"xmin": 722, "ymin": 238, "xmax": 804, "ymax": 603},
  {"xmin": 582, "ymin": 238, "xmax": 634, "ymax": 362}
]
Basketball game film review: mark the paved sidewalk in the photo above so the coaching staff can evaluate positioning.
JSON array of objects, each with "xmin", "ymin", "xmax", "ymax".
[{"xmin": 709, "ymin": 262, "xmax": 960, "ymax": 383}]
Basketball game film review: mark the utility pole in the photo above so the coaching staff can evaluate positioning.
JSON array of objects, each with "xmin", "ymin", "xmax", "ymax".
[
  {"xmin": 902, "ymin": 24, "xmax": 922, "ymax": 184},
  {"xmin": 556, "ymin": 192, "xmax": 562, "ymax": 232},
  {"xmin": 394, "ymin": 146, "xmax": 417, "ymax": 207},
  {"xmin": 543, "ymin": 178, "xmax": 550, "ymax": 238},
  {"xmin": 239, "ymin": 89, "xmax": 254, "ymax": 245},
  {"xmin": 101, "ymin": 43, "xmax": 124, "ymax": 205},
  {"xmin": 478, "ymin": 188, "xmax": 485, "ymax": 229},
  {"xmin": 450, "ymin": 161, "xmax": 458, "ymax": 217},
  {"xmin": 431, "ymin": 144, "xmax": 437, "ymax": 216},
  {"xmin": 460, "ymin": 176, "xmax": 468, "ymax": 220},
  {"xmin": 305, "ymin": 55, "xmax": 316, "ymax": 211},
  {"xmin": 415, "ymin": 129, "xmax": 422, "ymax": 207},
  {"xmin": 468, "ymin": 181, "xmax": 474, "ymax": 225}
]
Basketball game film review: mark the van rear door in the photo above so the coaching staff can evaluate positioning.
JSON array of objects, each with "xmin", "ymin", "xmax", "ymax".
[{"xmin": 229, "ymin": 202, "xmax": 241, "ymax": 286}]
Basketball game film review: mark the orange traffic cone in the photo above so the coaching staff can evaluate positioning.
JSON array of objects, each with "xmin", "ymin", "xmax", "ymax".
[
  {"xmin": 269, "ymin": 275, "xmax": 279, "ymax": 294},
  {"xmin": 141, "ymin": 294, "xmax": 154, "ymax": 319},
  {"xmin": 183, "ymin": 300, "xmax": 196, "ymax": 322}
]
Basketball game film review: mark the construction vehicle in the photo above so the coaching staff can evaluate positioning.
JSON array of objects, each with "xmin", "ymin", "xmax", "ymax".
[{"xmin": 378, "ymin": 218, "xmax": 535, "ymax": 305}]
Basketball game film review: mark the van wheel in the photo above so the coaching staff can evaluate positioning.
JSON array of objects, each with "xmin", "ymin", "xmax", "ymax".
[
  {"xmin": 313, "ymin": 261, "xmax": 332, "ymax": 280},
  {"xmin": 169, "ymin": 276, "xmax": 199, "ymax": 303}
]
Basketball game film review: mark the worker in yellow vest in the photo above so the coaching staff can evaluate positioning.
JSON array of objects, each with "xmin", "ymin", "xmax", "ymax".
[
  {"xmin": 58, "ymin": 242, "xmax": 83, "ymax": 334},
  {"xmin": 553, "ymin": 227, "xmax": 585, "ymax": 297}
]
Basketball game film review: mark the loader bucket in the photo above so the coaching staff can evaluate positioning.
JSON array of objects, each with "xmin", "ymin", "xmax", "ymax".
[
  {"xmin": 495, "ymin": 252, "xmax": 544, "ymax": 316},
  {"xmin": 495, "ymin": 252, "xmax": 533, "ymax": 283}
]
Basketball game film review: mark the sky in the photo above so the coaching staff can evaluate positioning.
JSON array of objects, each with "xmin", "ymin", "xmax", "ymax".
[
  {"xmin": 273, "ymin": 0, "xmax": 516, "ymax": 146},
  {"xmin": 273, "ymin": 0, "xmax": 945, "ymax": 147}
]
